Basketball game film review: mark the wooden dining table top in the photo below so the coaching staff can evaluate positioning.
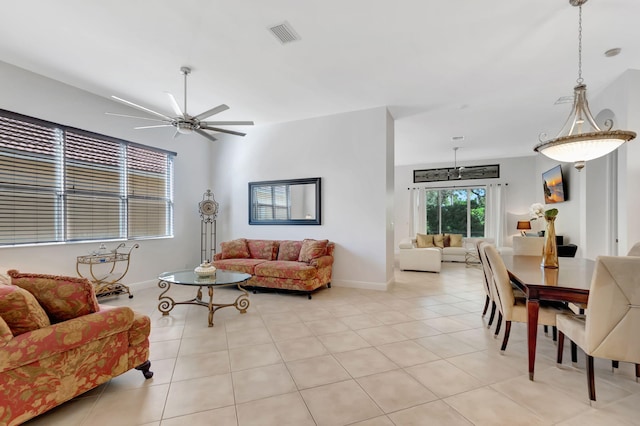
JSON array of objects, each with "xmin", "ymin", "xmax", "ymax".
[{"xmin": 501, "ymin": 255, "xmax": 594, "ymax": 299}]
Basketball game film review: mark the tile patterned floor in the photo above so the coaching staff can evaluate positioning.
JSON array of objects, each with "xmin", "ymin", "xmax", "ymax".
[{"xmin": 24, "ymin": 263, "xmax": 640, "ymax": 425}]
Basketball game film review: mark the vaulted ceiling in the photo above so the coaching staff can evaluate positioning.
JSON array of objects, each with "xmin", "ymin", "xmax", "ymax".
[{"xmin": 1, "ymin": 0, "xmax": 639, "ymax": 166}]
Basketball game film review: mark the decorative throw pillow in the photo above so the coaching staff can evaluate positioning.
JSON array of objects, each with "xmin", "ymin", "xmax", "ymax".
[
  {"xmin": 443, "ymin": 234, "xmax": 451, "ymax": 247},
  {"xmin": 298, "ymin": 239, "xmax": 329, "ymax": 263},
  {"xmin": 433, "ymin": 234, "xmax": 445, "ymax": 248},
  {"xmin": 247, "ymin": 240, "xmax": 279, "ymax": 260},
  {"xmin": 8, "ymin": 270, "xmax": 100, "ymax": 323},
  {"xmin": 221, "ymin": 238, "xmax": 251, "ymax": 259},
  {"xmin": 0, "ymin": 315, "xmax": 13, "ymax": 343},
  {"xmin": 449, "ymin": 234, "xmax": 463, "ymax": 247},
  {"xmin": 0, "ymin": 284, "xmax": 50, "ymax": 336},
  {"xmin": 416, "ymin": 233, "xmax": 434, "ymax": 248},
  {"xmin": 278, "ymin": 240, "xmax": 303, "ymax": 261}
]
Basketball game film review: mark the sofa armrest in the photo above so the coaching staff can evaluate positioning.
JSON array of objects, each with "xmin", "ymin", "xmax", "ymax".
[
  {"xmin": 0, "ymin": 306, "xmax": 134, "ymax": 372},
  {"xmin": 213, "ymin": 253, "xmax": 222, "ymax": 261},
  {"xmin": 399, "ymin": 238, "xmax": 416, "ymax": 249},
  {"xmin": 310, "ymin": 255, "xmax": 334, "ymax": 268}
]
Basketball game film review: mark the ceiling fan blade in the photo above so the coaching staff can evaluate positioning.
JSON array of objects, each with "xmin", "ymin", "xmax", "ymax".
[
  {"xmin": 193, "ymin": 104, "xmax": 229, "ymax": 121},
  {"xmin": 134, "ymin": 124, "xmax": 173, "ymax": 130},
  {"xmin": 201, "ymin": 126, "xmax": 246, "ymax": 137},
  {"xmin": 165, "ymin": 92, "xmax": 183, "ymax": 117},
  {"xmin": 195, "ymin": 129, "xmax": 218, "ymax": 142},
  {"xmin": 105, "ymin": 112, "xmax": 169, "ymax": 123},
  {"xmin": 111, "ymin": 96, "xmax": 174, "ymax": 120},
  {"xmin": 201, "ymin": 120, "xmax": 254, "ymax": 126}
]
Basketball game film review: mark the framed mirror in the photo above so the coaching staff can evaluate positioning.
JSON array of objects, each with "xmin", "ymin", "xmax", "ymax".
[{"xmin": 249, "ymin": 177, "xmax": 321, "ymax": 225}]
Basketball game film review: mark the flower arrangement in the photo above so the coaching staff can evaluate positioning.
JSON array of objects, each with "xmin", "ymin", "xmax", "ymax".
[{"xmin": 529, "ymin": 203, "xmax": 558, "ymax": 220}]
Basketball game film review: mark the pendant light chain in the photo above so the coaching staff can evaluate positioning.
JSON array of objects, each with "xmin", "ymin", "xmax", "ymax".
[{"xmin": 577, "ymin": 4, "xmax": 583, "ymax": 84}]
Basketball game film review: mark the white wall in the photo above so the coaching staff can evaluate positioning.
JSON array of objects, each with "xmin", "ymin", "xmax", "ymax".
[
  {"xmin": 0, "ymin": 61, "xmax": 212, "ymax": 287},
  {"xmin": 210, "ymin": 106, "xmax": 394, "ymax": 290},
  {"xmin": 592, "ymin": 69, "xmax": 640, "ymax": 255}
]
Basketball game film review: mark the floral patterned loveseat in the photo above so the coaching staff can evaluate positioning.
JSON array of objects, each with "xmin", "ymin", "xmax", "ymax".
[
  {"xmin": 213, "ymin": 238, "xmax": 334, "ymax": 299},
  {"xmin": 0, "ymin": 270, "xmax": 152, "ymax": 426}
]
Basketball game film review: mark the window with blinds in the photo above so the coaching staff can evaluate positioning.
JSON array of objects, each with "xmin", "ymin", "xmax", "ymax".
[
  {"xmin": 252, "ymin": 184, "xmax": 290, "ymax": 220},
  {"xmin": 0, "ymin": 109, "xmax": 175, "ymax": 246}
]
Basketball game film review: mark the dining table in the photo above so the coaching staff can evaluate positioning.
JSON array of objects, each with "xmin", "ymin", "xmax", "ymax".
[{"xmin": 501, "ymin": 254, "xmax": 594, "ymax": 380}]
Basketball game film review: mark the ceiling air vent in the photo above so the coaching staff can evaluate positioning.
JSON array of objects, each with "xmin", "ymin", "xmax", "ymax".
[{"xmin": 269, "ymin": 21, "xmax": 300, "ymax": 44}]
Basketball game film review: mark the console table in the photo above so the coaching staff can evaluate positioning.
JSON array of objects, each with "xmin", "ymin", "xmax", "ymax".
[{"xmin": 76, "ymin": 243, "xmax": 139, "ymax": 298}]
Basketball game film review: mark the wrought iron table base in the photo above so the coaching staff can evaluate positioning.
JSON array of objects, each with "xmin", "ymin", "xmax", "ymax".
[{"xmin": 157, "ymin": 280, "xmax": 250, "ymax": 327}]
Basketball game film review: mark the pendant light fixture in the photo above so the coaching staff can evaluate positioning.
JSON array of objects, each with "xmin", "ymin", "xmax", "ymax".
[
  {"xmin": 533, "ymin": 0, "xmax": 636, "ymax": 171},
  {"xmin": 449, "ymin": 147, "xmax": 464, "ymax": 179}
]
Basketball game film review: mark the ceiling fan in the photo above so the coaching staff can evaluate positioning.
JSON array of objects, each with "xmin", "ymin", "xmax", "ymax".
[{"xmin": 106, "ymin": 66, "xmax": 253, "ymax": 142}]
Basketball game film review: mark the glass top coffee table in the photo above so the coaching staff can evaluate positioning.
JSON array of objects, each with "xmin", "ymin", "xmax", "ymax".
[{"xmin": 157, "ymin": 270, "xmax": 251, "ymax": 327}]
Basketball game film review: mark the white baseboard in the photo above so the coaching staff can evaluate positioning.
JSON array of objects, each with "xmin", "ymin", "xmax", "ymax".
[
  {"xmin": 127, "ymin": 279, "xmax": 158, "ymax": 291},
  {"xmin": 332, "ymin": 279, "xmax": 389, "ymax": 291}
]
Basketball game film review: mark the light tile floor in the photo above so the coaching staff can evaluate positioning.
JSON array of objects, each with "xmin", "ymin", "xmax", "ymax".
[{"xmin": 24, "ymin": 263, "xmax": 640, "ymax": 425}]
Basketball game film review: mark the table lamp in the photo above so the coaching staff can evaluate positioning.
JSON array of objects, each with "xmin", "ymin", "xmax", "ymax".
[{"xmin": 517, "ymin": 221, "xmax": 532, "ymax": 236}]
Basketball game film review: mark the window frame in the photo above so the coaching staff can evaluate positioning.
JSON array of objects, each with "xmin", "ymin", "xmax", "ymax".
[
  {"xmin": 424, "ymin": 185, "xmax": 487, "ymax": 238},
  {"xmin": 0, "ymin": 108, "xmax": 176, "ymax": 247}
]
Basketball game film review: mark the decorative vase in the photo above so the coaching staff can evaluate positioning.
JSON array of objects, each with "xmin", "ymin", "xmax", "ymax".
[
  {"xmin": 541, "ymin": 216, "xmax": 559, "ymax": 269},
  {"xmin": 194, "ymin": 262, "xmax": 217, "ymax": 277}
]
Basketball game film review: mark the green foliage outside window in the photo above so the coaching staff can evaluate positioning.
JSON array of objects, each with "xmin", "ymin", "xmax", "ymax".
[{"xmin": 425, "ymin": 187, "xmax": 486, "ymax": 237}]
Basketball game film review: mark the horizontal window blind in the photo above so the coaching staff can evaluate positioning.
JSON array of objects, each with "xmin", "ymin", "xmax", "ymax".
[
  {"xmin": 0, "ymin": 109, "xmax": 175, "ymax": 246},
  {"xmin": 0, "ymin": 113, "xmax": 61, "ymax": 244},
  {"xmin": 127, "ymin": 145, "xmax": 172, "ymax": 238},
  {"xmin": 65, "ymin": 130, "xmax": 123, "ymax": 241},
  {"xmin": 252, "ymin": 184, "xmax": 290, "ymax": 220}
]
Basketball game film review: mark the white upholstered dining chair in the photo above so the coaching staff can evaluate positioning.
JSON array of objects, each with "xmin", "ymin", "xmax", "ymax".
[
  {"xmin": 556, "ymin": 255, "xmax": 640, "ymax": 402},
  {"xmin": 483, "ymin": 244, "xmax": 569, "ymax": 351}
]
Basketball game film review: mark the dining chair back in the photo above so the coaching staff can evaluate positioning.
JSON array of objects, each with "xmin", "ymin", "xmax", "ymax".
[
  {"xmin": 627, "ymin": 242, "xmax": 640, "ymax": 256},
  {"xmin": 584, "ymin": 256, "xmax": 640, "ymax": 359},
  {"xmin": 484, "ymin": 244, "xmax": 515, "ymax": 319},
  {"xmin": 556, "ymin": 255, "xmax": 640, "ymax": 401},
  {"xmin": 477, "ymin": 241, "xmax": 497, "ymax": 325}
]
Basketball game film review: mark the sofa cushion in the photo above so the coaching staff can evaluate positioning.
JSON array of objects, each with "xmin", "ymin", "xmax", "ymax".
[
  {"xmin": 220, "ymin": 238, "xmax": 251, "ymax": 259},
  {"xmin": 8, "ymin": 270, "xmax": 100, "ymax": 323},
  {"xmin": 213, "ymin": 258, "xmax": 267, "ymax": 275},
  {"xmin": 298, "ymin": 239, "xmax": 329, "ymax": 263},
  {"xmin": 449, "ymin": 234, "xmax": 463, "ymax": 247},
  {"xmin": 254, "ymin": 261, "xmax": 317, "ymax": 281},
  {"xmin": 443, "ymin": 234, "xmax": 451, "ymax": 247},
  {"xmin": 433, "ymin": 234, "xmax": 445, "ymax": 248},
  {"xmin": 247, "ymin": 239, "xmax": 279, "ymax": 260},
  {"xmin": 277, "ymin": 240, "xmax": 303, "ymax": 261},
  {"xmin": 0, "ymin": 284, "xmax": 51, "ymax": 336},
  {"xmin": 416, "ymin": 233, "xmax": 435, "ymax": 248}
]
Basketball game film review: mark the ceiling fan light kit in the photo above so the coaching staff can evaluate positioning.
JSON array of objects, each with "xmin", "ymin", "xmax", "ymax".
[
  {"xmin": 534, "ymin": 0, "xmax": 636, "ymax": 171},
  {"xmin": 107, "ymin": 66, "xmax": 254, "ymax": 143}
]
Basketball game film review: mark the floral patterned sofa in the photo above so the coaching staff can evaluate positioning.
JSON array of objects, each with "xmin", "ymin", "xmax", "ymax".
[
  {"xmin": 0, "ymin": 270, "xmax": 152, "ymax": 426},
  {"xmin": 213, "ymin": 238, "xmax": 334, "ymax": 299}
]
